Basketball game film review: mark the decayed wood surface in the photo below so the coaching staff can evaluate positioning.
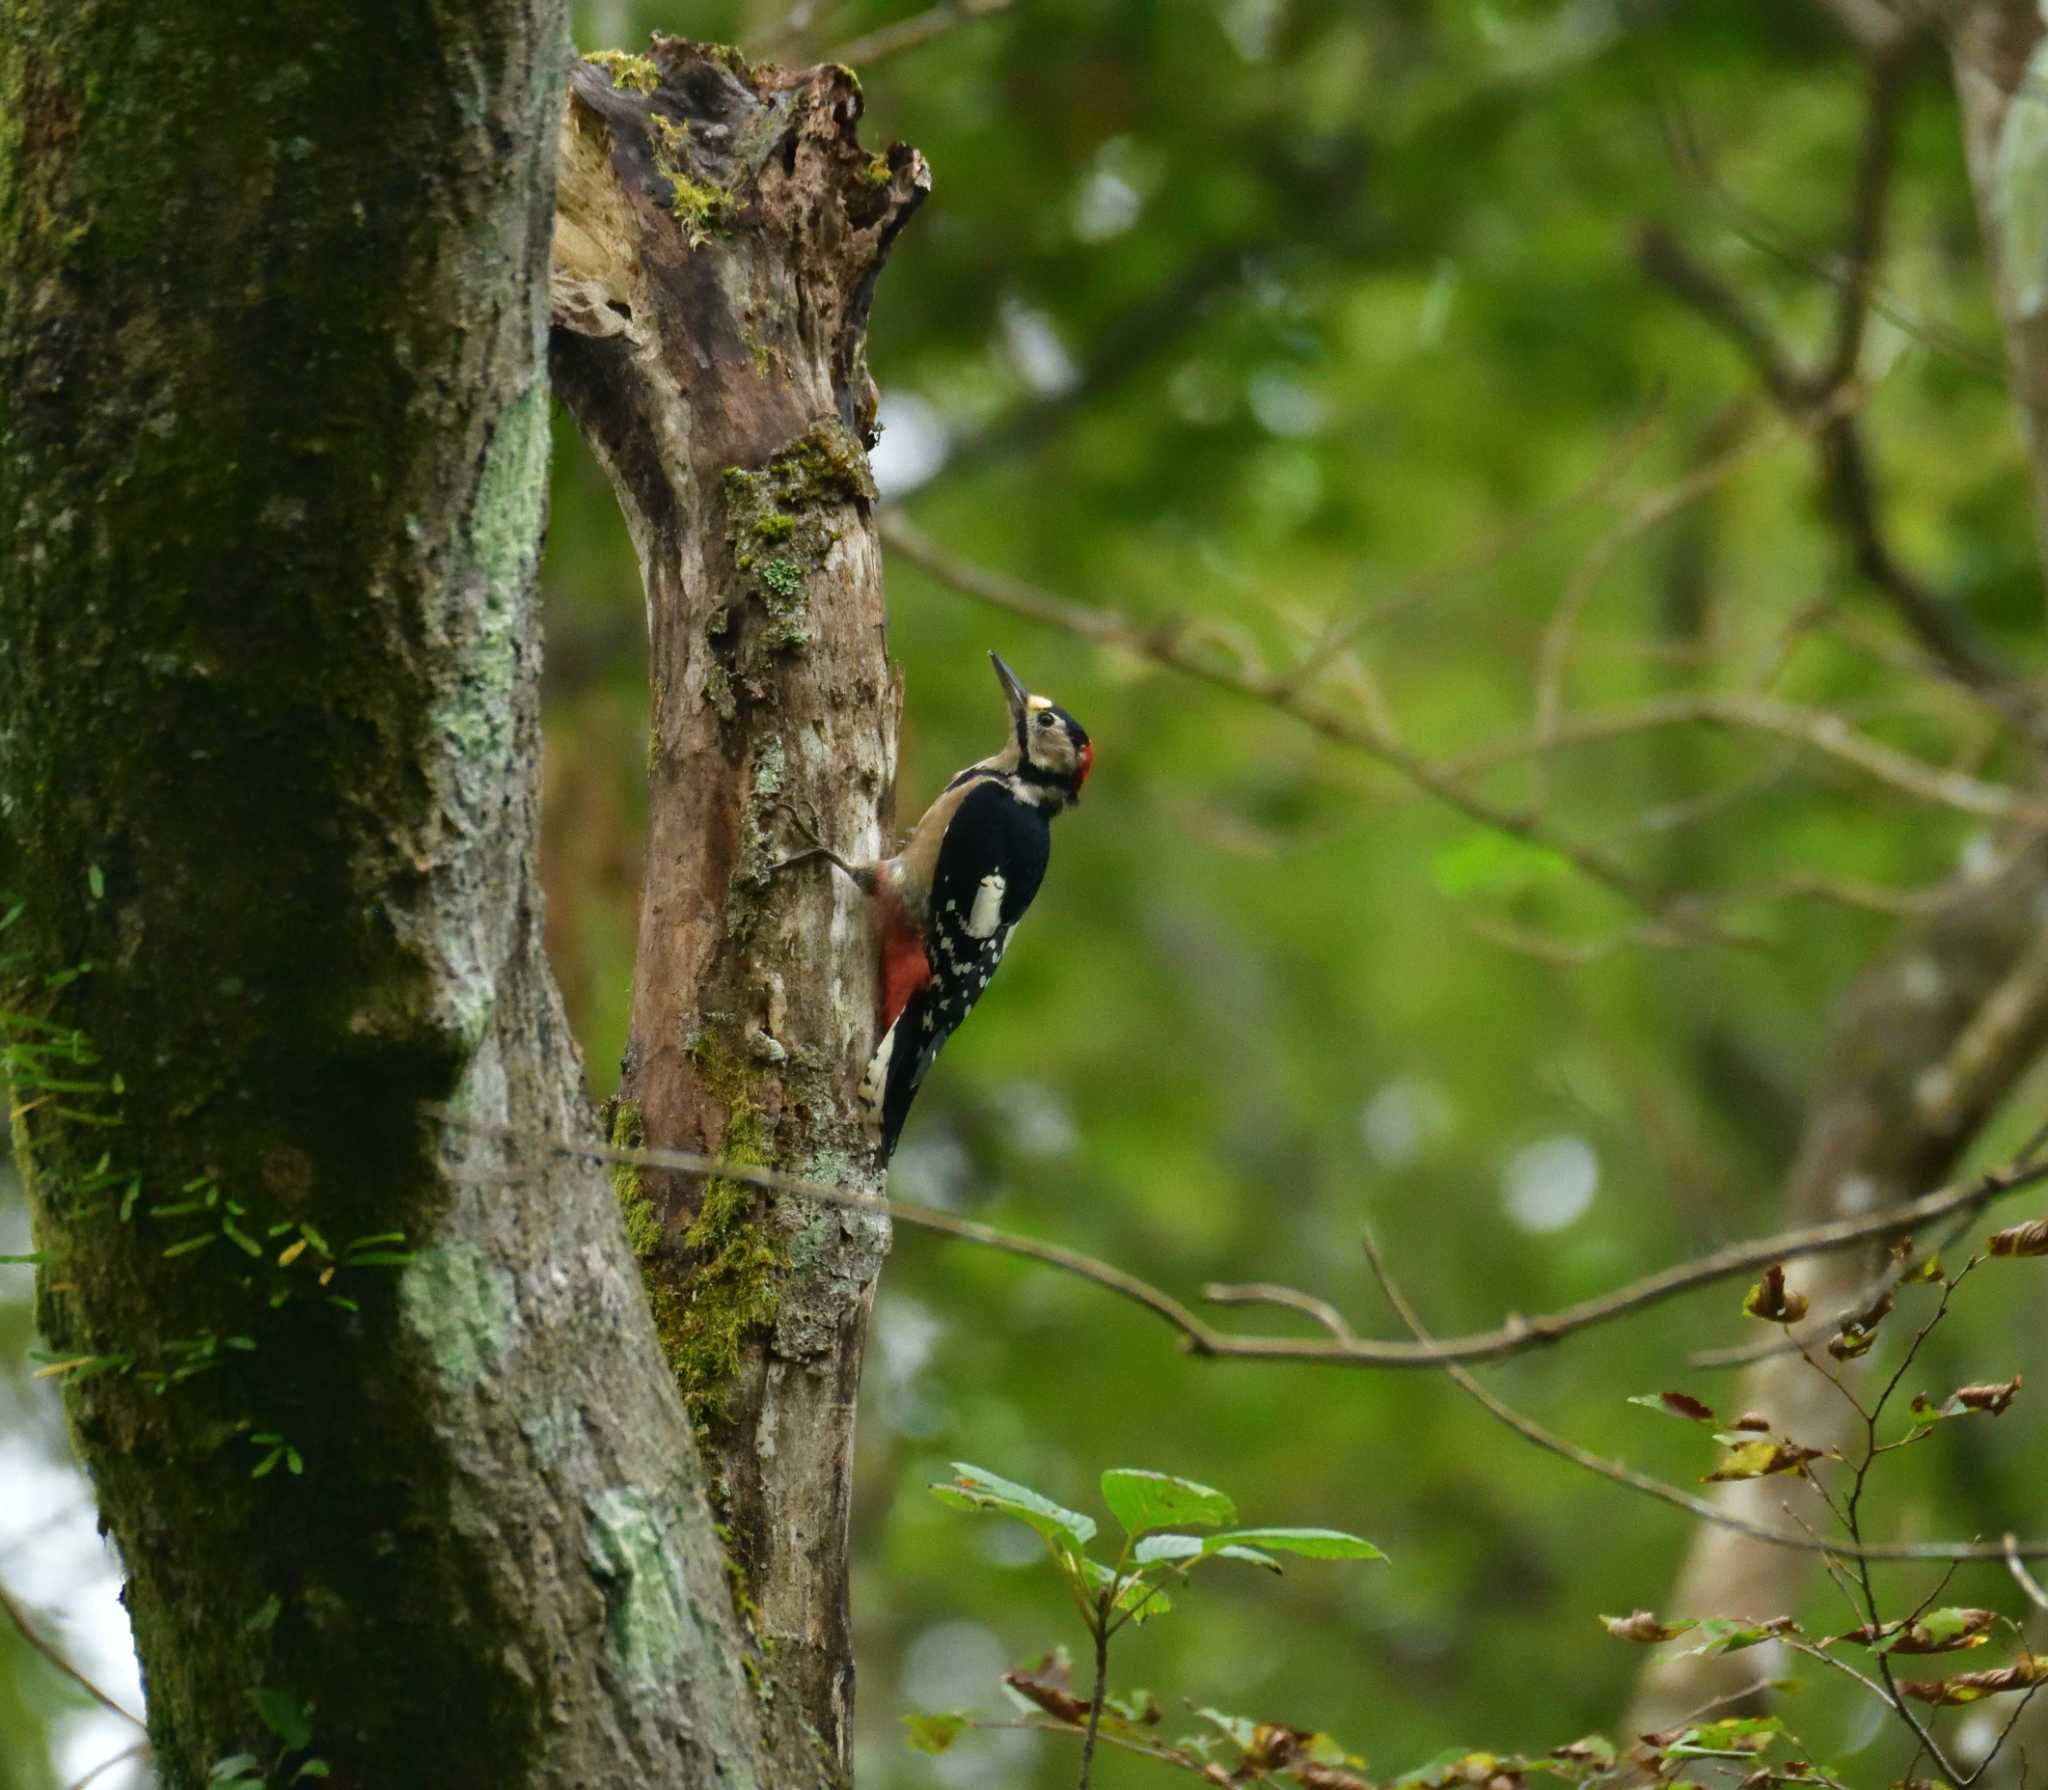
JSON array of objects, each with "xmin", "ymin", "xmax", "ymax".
[{"xmin": 549, "ymin": 37, "xmax": 928, "ymax": 1767}]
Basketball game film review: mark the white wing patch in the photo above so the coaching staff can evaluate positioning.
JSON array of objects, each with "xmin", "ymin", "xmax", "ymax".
[{"xmin": 965, "ymin": 873, "xmax": 1006, "ymax": 940}]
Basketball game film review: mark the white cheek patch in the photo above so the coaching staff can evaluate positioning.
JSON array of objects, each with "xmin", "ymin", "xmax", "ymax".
[{"xmin": 966, "ymin": 873, "xmax": 1006, "ymax": 940}]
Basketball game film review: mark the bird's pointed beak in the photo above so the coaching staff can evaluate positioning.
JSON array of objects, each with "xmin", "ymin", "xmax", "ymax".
[{"xmin": 990, "ymin": 651, "xmax": 1031, "ymax": 727}]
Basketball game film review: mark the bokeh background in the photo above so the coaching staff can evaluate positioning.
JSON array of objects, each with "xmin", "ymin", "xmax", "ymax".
[{"xmin": 7, "ymin": 2, "xmax": 2048, "ymax": 1785}]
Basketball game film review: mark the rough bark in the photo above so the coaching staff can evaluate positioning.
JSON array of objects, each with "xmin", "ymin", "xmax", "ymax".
[
  {"xmin": 1626, "ymin": 854, "xmax": 2048, "ymax": 1733},
  {"xmin": 546, "ymin": 38, "xmax": 927, "ymax": 1771},
  {"xmin": 0, "ymin": 6, "xmax": 780, "ymax": 1786}
]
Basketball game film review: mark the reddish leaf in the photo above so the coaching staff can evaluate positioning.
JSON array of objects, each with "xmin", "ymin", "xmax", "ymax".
[
  {"xmin": 1988, "ymin": 1219, "xmax": 2048, "ymax": 1258},
  {"xmin": 1004, "ymin": 1654, "xmax": 1090, "ymax": 1725},
  {"xmin": 1898, "ymin": 1655, "xmax": 2048, "ymax": 1705},
  {"xmin": 1913, "ymin": 1377, "xmax": 2022, "ymax": 1422},
  {"xmin": 1628, "ymin": 1391, "xmax": 1715, "ymax": 1423},
  {"xmin": 1743, "ymin": 1265, "xmax": 1808, "ymax": 1323},
  {"xmin": 1730, "ymin": 1411, "xmax": 1773, "ymax": 1433},
  {"xmin": 1832, "ymin": 1609, "xmax": 1997, "ymax": 1655},
  {"xmin": 1603, "ymin": 1611, "xmax": 1696, "ymax": 1644}
]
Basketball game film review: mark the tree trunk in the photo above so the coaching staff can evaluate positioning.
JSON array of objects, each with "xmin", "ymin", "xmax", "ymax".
[
  {"xmin": 0, "ymin": 6, "xmax": 792, "ymax": 1785},
  {"xmin": 546, "ymin": 38, "xmax": 926, "ymax": 1771},
  {"xmin": 1626, "ymin": 853, "xmax": 2048, "ymax": 1732},
  {"xmin": 1952, "ymin": 1, "xmax": 2048, "ymax": 590}
]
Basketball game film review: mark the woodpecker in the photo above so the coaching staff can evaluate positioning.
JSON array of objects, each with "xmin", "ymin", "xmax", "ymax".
[{"xmin": 780, "ymin": 652, "xmax": 1092, "ymax": 1161}]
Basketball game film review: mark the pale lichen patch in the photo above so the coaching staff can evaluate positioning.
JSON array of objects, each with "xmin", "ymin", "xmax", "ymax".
[
  {"xmin": 585, "ymin": 1487, "xmax": 700, "ymax": 1683},
  {"xmin": 399, "ymin": 1242, "xmax": 517, "ymax": 1386}
]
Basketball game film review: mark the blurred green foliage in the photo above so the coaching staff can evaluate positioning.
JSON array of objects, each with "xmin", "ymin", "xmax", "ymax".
[{"xmin": 10, "ymin": 1, "xmax": 2048, "ymax": 1785}]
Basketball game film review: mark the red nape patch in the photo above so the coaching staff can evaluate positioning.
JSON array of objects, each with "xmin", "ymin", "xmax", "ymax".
[
  {"xmin": 1077, "ymin": 741, "xmax": 1094, "ymax": 785},
  {"xmin": 879, "ymin": 906, "xmax": 932, "ymax": 1032}
]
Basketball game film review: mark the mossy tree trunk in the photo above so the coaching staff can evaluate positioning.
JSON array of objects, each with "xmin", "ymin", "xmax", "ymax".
[
  {"xmin": 547, "ymin": 39, "xmax": 927, "ymax": 1769},
  {"xmin": 0, "ymin": 5, "xmax": 818, "ymax": 1786}
]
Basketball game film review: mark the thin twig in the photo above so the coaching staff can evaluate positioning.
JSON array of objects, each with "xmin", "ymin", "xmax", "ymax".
[
  {"xmin": 1354, "ymin": 1227, "xmax": 2048, "ymax": 1563},
  {"xmin": 880, "ymin": 510, "xmax": 1759, "ymax": 948},
  {"xmin": 0, "ymin": 1578, "xmax": 145, "ymax": 1728},
  {"xmin": 64, "ymin": 1743, "xmax": 149, "ymax": 1790},
  {"xmin": 829, "ymin": 0, "xmax": 1014, "ymax": 70},
  {"xmin": 1438, "ymin": 692, "xmax": 2048, "ymax": 828},
  {"xmin": 1202, "ymin": 1281, "xmax": 1356, "ymax": 1341},
  {"xmin": 2009, "ymin": 1535, "xmax": 2048, "ymax": 1614}
]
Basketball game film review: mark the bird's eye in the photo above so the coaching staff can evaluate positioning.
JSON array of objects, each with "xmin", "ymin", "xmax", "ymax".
[{"xmin": 1036, "ymin": 713, "xmax": 1055, "ymax": 728}]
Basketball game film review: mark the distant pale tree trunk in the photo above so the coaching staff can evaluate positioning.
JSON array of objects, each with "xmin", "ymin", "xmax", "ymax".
[
  {"xmin": 1626, "ymin": 858, "xmax": 2048, "ymax": 1733},
  {"xmin": 1629, "ymin": 3, "xmax": 2048, "ymax": 1736},
  {"xmin": 0, "ymin": 7, "xmax": 899, "ymax": 1786},
  {"xmin": 1953, "ymin": 2, "xmax": 2048, "ymax": 588},
  {"xmin": 548, "ymin": 41, "xmax": 925, "ymax": 1765}
]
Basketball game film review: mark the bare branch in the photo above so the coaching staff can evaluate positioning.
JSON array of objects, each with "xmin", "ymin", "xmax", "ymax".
[
  {"xmin": 1202, "ymin": 1281, "xmax": 1357, "ymax": 1342},
  {"xmin": 1442, "ymin": 692, "xmax": 2048, "ymax": 828},
  {"xmin": 0, "ymin": 1576, "xmax": 145, "ymax": 1729},
  {"xmin": 827, "ymin": 0, "xmax": 1014, "ymax": 70},
  {"xmin": 1356, "ymin": 1229, "xmax": 2048, "ymax": 1565},
  {"xmin": 425, "ymin": 1102, "xmax": 2048, "ymax": 1376},
  {"xmin": 1637, "ymin": 212, "xmax": 2026, "ymax": 704},
  {"xmin": 64, "ymin": 1744, "xmax": 150, "ymax": 1790},
  {"xmin": 2009, "ymin": 1535, "xmax": 2048, "ymax": 1614},
  {"xmin": 879, "ymin": 510, "xmax": 1759, "ymax": 947}
]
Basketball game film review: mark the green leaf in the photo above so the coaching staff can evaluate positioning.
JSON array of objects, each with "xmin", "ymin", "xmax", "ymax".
[
  {"xmin": 1657, "ymin": 1715, "xmax": 1784, "ymax": 1759},
  {"xmin": 1659, "ymin": 1616, "xmax": 1796, "ymax": 1659},
  {"xmin": 163, "ymin": 1232, "xmax": 217, "ymax": 1258},
  {"xmin": 1134, "ymin": 1532, "xmax": 1283, "ymax": 1572},
  {"xmin": 1211, "ymin": 1543, "xmax": 1283, "ymax": 1571},
  {"xmin": 249, "ymin": 1686, "xmax": 315, "ymax": 1750},
  {"xmin": 1132, "ymin": 1532, "xmax": 1202, "ymax": 1564},
  {"xmin": 86, "ymin": 864, "xmax": 104, "ymax": 900},
  {"xmin": 0, "ymin": 1251, "xmax": 44, "ymax": 1265},
  {"xmin": 291, "ymin": 1763, "xmax": 331, "ymax": 1783},
  {"xmin": 208, "ymin": 1756, "xmax": 263, "ymax": 1784},
  {"xmin": 1083, "ymin": 1558, "xmax": 1174, "ymax": 1623},
  {"xmin": 902, "ymin": 1711, "xmax": 969, "ymax": 1755},
  {"xmin": 1203, "ymin": 1526, "xmax": 1384, "ymax": 1561},
  {"xmin": 1431, "ymin": 830, "xmax": 1569, "ymax": 898},
  {"xmin": 245, "ymin": 1594, "xmax": 284, "ymax": 1635},
  {"xmin": 929, "ymin": 1463, "xmax": 1097, "ymax": 1556},
  {"xmin": 1100, "ymin": 1468, "xmax": 1236, "ymax": 1536}
]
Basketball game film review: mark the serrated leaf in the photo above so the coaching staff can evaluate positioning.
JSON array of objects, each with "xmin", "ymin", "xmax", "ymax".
[
  {"xmin": 929, "ymin": 1463, "xmax": 1096, "ymax": 1556},
  {"xmin": 1100, "ymin": 1468, "xmax": 1236, "ymax": 1536},
  {"xmin": 902, "ymin": 1711, "xmax": 969, "ymax": 1755}
]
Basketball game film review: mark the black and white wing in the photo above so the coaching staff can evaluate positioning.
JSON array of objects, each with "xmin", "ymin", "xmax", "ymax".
[{"xmin": 866, "ymin": 780, "xmax": 1051, "ymax": 1160}]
